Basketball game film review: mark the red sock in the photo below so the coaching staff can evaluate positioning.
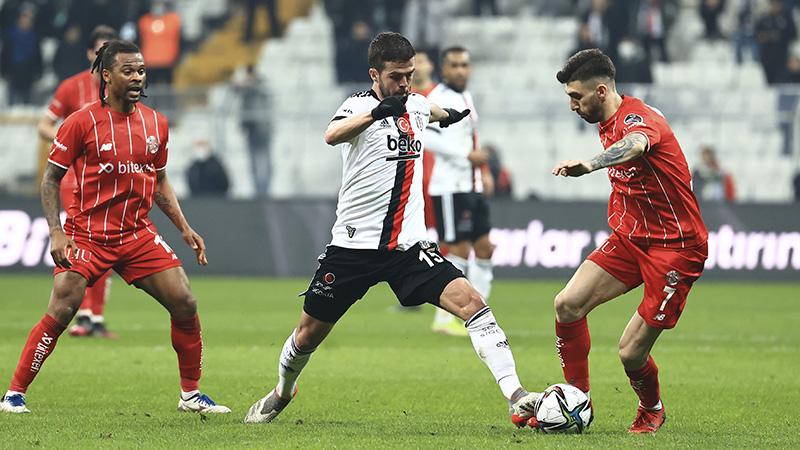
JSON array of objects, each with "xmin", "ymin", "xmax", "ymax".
[
  {"xmin": 9, "ymin": 315, "xmax": 66, "ymax": 393},
  {"xmin": 555, "ymin": 317, "xmax": 591, "ymax": 393},
  {"xmin": 625, "ymin": 355, "xmax": 660, "ymax": 409},
  {"xmin": 88, "ymin": 272, "xmax": 111, "ymax": 316},
  {"xmin": 171, "ymin": 315, "xmax": 202, "ymax": 392}
]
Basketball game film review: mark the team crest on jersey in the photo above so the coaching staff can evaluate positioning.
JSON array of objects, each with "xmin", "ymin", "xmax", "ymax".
[
  {"xmin": 624, "ymin": 113, "xmax": 643, "ymax": 125},
  {"xmin": 395, "ymin": 116, "xmax": 412, "ymax": 134},
  {"xmin": 415, "ymin": 115, "xmax": 424, "ymax": 130},
  {"xmin": 146, "ymin": 136, "xmax": 159, "ymax": 154},
  {"xmin": 665, "ymin": 270, "xmax": 680, "ymax": 286},
  {"xmin": 323, "ymin": 272, "xmax": 336, "ymax": 284}
]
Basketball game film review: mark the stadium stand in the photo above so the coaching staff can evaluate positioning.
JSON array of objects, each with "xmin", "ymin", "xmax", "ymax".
[{"xmin": 0, "ymin": 0, "xmax": 798, "ymax": 201}]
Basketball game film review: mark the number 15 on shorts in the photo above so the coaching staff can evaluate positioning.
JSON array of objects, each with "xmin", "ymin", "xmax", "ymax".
[{"xmin": 418, "ymin": 248, "xmax": 444, "ymax": 267}]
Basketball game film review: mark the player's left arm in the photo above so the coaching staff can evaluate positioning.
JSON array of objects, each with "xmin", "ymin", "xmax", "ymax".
[
  {"xmin": 430, "ymin": 103, "xmax": 470, "ymax": 128},
  {"xmin": 552, "ymin": 132, "xmax": 649, "ymax": 177},
  {"xmin": 153, "ymin": 170, "xmax": 208, "ymax": 266}
]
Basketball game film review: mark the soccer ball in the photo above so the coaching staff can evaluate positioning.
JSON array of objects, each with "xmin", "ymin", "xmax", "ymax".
[{"xmin": 533, "ymin": 384, "xmax": 592, "ymax": 434}]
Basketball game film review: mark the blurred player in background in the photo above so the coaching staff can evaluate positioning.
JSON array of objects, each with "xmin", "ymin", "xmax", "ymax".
[
  {"xmin": 244, "ymin": 32, "xmax": 541, "ymax": 426},
  {"xmin": 545, "ymin": 49, "xmax": 708, "ymax": 433},
  {"xmin": 409, "ymin": 49, "xmax": 438, "ymax": 235},
  {"xmin": 37, "ymin": 25, "xmax": 118, "ymax": 338},
  {"xmin": 0, "ymin": 40, "xmax": 229, "ymax": 415},
  {"xmin": 425, "ymin": 47, "xmax": 495, "ymax": 336}
]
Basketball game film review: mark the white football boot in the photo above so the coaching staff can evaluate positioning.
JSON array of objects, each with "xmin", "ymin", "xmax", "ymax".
[{"xmin": 177, "ymin": 392, "xmax": 231, "ymax": 414}]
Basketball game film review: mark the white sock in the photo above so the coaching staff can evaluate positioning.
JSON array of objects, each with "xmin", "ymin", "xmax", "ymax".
[
  {"xmin": 465, "ymin": 306, "xmax": 522, "ymax": 400},
  {"xmin": 276, "ymin": 329, "xmax": 314, "ymax": 399},
  {"xmin": 90, "ymin": 315, "xmax": 104, "ymax": 324},
  {"xmin": 470, "ymin": 258, "xmax": 493, "ymax": 301},
  {"xmin": 433, "ymin": 254, "xmax": 469, "ymax": 324},
  {"xmin": 76, "ymin": 309, "xmax": 91, "ymax": 319},
  {"xmin": 644, "ymin": 400, "xmax": 663, "ymax": 411},
  {"xmin": 4, "ymin": 390, "xmax": 24, "ymax": 398},
  {"xmin": 181, "ymin": 389, "xmax": 200, "ymax": 400}
]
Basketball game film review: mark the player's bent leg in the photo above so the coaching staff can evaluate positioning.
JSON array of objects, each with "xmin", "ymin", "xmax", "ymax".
[
  {"xmin": 554, "ymin": 260, "xmax": 630, "ymax": 395},
  {"xmin": 2, "ymin": 271, "xmax": 87, "ymax": 413},
  {"xmin": 619, "ymin": 312, "xmax": 666, "ymax": 433},
  {"xmin": 245, "ymin": 312, "xmax": 333, "ymax": 424},
  {"xmin": 432, "ymin": 241, "xmax": 471, "ymax": 336},
  {"xmin": 134, "ymin": 267, "xmax": 230, "ymax": 414},
  {"xmin": 437, "ymin": 278, "xmax": 540, "ymax": 423}
]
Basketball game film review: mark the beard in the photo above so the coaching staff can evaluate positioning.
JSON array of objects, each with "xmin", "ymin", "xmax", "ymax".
[{"xmin": 378, "ymin": 82, "xmax": 407, "ymax": 98}]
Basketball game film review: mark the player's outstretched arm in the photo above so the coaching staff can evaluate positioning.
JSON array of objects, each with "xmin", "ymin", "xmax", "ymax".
[
  {"xmin": 153, "ymin": 170, "xmax": 208, "ymax": 265},
  {"xmin": 324, "ymin": 95, "xmax": 408, "ymax": 146},
  {"xmin": 41, "ymin": 163, "xmax": 75, "ymax": 268},
  {"xmin": 430, "ymin": 103, "xmax": 470, "ymax": 128},
  {"xmin": 552, "ymin": 132, "xmax": 648, "ymax": 177}
]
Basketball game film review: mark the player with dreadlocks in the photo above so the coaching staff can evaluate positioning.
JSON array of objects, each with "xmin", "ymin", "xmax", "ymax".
[{"xmin": 1, "ymin": 40, "xmax": 230, "ymax": 415}]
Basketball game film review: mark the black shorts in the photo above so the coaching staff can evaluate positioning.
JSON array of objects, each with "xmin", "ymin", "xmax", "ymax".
[
  {"xmin": 431, "ymin": 192, "xmax": 491, "ymax": 244},
  {"xmin": 302, "ymin": 242, "xmax": 465, "ymax": 323}
]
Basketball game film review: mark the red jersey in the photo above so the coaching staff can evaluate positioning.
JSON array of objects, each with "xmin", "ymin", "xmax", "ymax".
[
  {"xmin": 597, "ymin": 96, "xmax": 707, "ymax": 249},
  {"xmin": 48, "ymin": 100, "xmax": 169, "ymax": 245},
  {"xmin": 46, "ymin": 70, "xmax": 99, "ymax": 121}
]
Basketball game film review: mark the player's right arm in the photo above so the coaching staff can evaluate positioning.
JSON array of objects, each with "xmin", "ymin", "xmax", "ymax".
[
  {"xmin": 37, "ymin": 115, "xmax": 58, "ymax": 142},
  {"xmin": 39, "ymin": 82, "xmax": 69, "ymax": 141},
  {"xmin": 552, "ymin": 132, "xmax": 649, "ymax": 177},
  {"xmin": 42, "ymin": 163, "xmax": 75, "ymax": 268},
  {"xmin": 45, "ymin": 113, "xmax": 85, "ymax": 268},
  {"xmin": 324, "ymin": 95, "xmax": 407, "ymax": 146}
]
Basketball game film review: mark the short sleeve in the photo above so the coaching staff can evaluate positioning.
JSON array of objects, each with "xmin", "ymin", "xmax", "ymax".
[
  {"xmin": 620, "ymin": 109, "xmax": 661, "ymax": 152},
  {"xmin": 46, "ymin": 82, "xmax": 71, "ymax": 120},
  {"xmin": 47, "ymin": 113, "xmax": 86, "ymax": 169},
  {"xmin": 330, "ymin": 95, "xmax": 372, "ymax": 122},
  {"xmin": 154, "ymin": 116, "xmax": 169, "ymax": 170}
]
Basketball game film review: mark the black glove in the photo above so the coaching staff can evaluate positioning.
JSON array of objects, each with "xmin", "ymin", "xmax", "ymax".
[
  {"xmin": 371, "ymin": 95, "xmax": 407, "ymax": 120},
  {"xmin": 439, "ymin": 108, "xmax": 470, "ymax": 128}
]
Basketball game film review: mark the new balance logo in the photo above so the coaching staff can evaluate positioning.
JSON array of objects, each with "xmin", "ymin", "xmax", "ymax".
[
  {"xmin": 99, "ymin": 163, "xmax": 114, "ymax": 174},
  {"xmin": 100, "ymin": 143, "xmax": 113, "ymax": 152}
]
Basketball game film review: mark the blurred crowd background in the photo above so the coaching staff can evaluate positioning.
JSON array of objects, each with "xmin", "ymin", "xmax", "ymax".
[{"xmin": 1, "ymin": 0, "xmax": 799, "ymax": 204}]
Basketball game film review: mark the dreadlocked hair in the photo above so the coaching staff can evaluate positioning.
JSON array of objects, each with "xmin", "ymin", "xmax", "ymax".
[{"xmin": 91, "ymin": 39, "xmax": 145, "ymax": 105}]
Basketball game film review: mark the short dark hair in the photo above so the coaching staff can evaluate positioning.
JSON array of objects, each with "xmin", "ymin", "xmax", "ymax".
[
  {"xmin": 368, "ymin": 32, "xmax": 415, "ymax": 71},
  {"xmin": 441, "ymin": 46, "xmax": 469, "ymax": 64},
  {"xmin": 91, "ymin": 40, "xmax": 143, "ymax": 104},
  {"xmin": 87, "ymin": 25, "xmax": 117, "ymax": 50},
  {"xmin": 556, "ymin": 48, "xmax": 616, "ymax": 84}
]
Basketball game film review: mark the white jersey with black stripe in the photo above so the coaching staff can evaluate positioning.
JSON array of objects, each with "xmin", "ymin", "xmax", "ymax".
[
  {"xmin": 424, "ymin": 83, "xmax": 482, "ymax": 195},
  {"xmin": 329, "ymin": 90, "xmax": 431, "ymax": 251}
]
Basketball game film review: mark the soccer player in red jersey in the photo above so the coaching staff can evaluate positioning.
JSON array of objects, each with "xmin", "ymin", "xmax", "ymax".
[
  {"xmin": 38, "ymin": 25, "xmax": 119, "ymax": 338},
  {"xmin": 546, "ymin": 49, "xmax": 708, "ymax": 433},
  {"xmin": 0, "ymin": 40, "xmax": 229, "ymax": 415}
]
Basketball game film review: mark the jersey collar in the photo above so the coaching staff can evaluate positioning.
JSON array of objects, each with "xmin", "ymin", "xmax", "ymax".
[{"xmin": 599, "ymin": 95, "xmax": 629, "ymax": 131}]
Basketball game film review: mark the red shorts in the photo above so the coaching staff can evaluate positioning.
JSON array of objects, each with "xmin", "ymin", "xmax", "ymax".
[
  {"xmin": 587, "ymin": 232, "xmax": 707, "ymax": 329},
  {"xmin": 54, "ymin": 231, "xmax": 182, "ymax": 286}
]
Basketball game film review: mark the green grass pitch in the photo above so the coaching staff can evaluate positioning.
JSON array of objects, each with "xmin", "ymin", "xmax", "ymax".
[{"xmin": 0, "ymin": 275, "xmax": 798, "ymax": 449}]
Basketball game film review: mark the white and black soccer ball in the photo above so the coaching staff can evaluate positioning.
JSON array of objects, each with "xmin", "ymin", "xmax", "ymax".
[{"xmin": 534, "ymin": 384, "xmax": 592, "ymax": 434}]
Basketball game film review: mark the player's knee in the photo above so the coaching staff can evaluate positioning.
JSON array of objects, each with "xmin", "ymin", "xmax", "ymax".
[
  {"xmin": 554, "ymin": 290, "xmax": 584, "ymax": 323},
  {"xmin": 442, "ymin": 278, "xmax": 485, "ymax": 320},
  {"xmin": 618, "ymin": 340, "xmax": 647, "ymax": 369},
  {"xmin": 170, "ymin": 292, "xmax": 197, "ymax": 319},
  {"xmin": 49, "ymin": 284, "xmax": 84, "ymax": 324}
]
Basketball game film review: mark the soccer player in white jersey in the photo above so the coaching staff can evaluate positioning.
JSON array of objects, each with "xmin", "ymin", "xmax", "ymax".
[
  {"xmin": 425, "ymin": 47, "xmax": 496, "ymax": 336},
  {"xmin": 245, "ymin": 32, "xmax": 540, "ymax": 427}
]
